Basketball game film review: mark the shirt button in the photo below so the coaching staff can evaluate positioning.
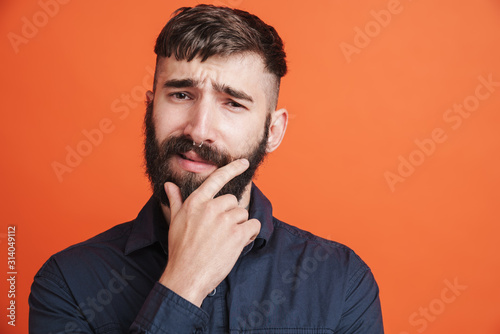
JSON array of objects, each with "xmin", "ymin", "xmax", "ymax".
[{"xmin": 207, "ymin": 288, "xmax": 216, "ymax": 297}]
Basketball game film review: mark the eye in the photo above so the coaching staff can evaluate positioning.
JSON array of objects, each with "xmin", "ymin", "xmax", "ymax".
[
  {"xmin": 170, "ymin": 92, "xmax": 190, "ymax": 100},
  {"xmin": 227, "ymin": 100, "xmax": 246, "ymax": 109}
]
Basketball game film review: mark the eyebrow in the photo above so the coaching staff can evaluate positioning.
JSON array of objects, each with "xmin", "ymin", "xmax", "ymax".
[
  {"xmin": 163, "ymin": 78, "xmax": 254, "ymax": 104},
  {"xmin": 212, "ymin": 82, "xmax": 254, "ymax": 104},
  {"xmin": 163, "ymin": 78, "xmax": 197, "ymax": 88}
]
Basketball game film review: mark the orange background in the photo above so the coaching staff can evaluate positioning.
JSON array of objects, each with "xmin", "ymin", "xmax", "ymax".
[{"xmin": 1, "ymin": 0, "xmax": 500, "ymax": 333}]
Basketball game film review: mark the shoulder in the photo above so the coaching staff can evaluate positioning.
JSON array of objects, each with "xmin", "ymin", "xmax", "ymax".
[
  {"xmin": 58, "ymin": 220, "xmax": 133, "ymax": 257},
  {"xmin": 255, "ymin": 217, "xmax": 381, "ymax": 324},
  {"xmin": 270, "ymin": 217, "xmax": 371, "ymax": 279}
]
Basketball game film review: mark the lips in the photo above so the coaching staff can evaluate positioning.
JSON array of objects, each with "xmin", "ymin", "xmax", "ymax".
[
  {"xmin": 176, "ymin": 150, "xmax": 217, "ymax": 174},
  {"xmin": 180, "ymin": 150, "xmax": 213, "ymax": 164}
]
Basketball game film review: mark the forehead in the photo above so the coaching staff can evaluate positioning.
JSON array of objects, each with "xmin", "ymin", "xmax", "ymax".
[{"xmin": 155, "ymin": 53, "xmax": 275, "ymax": 104}]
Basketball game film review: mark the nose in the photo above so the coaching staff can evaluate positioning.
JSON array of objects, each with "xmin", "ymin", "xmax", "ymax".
[{"xmin": 183, "ymin": 98, "xmax": 215, "ymax": 145}]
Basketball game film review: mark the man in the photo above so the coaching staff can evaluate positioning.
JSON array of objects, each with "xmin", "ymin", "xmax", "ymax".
[{"xmin": 29, "ymin": 4, "xmax": 383, "ymax": 333}]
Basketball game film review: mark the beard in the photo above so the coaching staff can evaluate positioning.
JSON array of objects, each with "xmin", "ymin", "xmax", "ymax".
[{"xmin": 144, "ymin": 100, "xmax": 270, "ymax": 207}]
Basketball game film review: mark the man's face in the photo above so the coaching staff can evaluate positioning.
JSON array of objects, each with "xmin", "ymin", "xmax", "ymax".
[{"xmin": 144, "ymin": 53, "xmax": 276, "ymax": 206}]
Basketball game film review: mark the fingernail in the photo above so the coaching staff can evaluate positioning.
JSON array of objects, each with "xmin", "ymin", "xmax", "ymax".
[
  {"xmin": 164, "ymin": 182, "xmax": 173, "ymax": 191},
  {"xmin": 240, "ymin": 159, "xmax": 249, "ymax": 166}
]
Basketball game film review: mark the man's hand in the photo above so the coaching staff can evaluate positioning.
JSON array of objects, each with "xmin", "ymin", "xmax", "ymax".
[{"xmin": 159, "ymin": 159, "xmax": 261, "ymax": 307}]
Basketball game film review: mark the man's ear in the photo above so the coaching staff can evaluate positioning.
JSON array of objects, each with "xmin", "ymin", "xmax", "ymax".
[
  {"xmin": 266, "ymin": 108, "xmax": 288, "ymax": 153},
  {"xmin": 146, "ymin": 90, "xmax": 154, "ymax": 103}
]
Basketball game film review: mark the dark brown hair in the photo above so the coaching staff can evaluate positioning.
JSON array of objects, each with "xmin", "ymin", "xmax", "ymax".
[{"xmin": 153, "ymin": 4, "xmax": 287, "ymax": 105}]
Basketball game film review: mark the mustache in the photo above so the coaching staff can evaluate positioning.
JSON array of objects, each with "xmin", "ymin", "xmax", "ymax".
[{"xmin": 159, "ymin": 136, "xmax": 232, "ymax": 168}]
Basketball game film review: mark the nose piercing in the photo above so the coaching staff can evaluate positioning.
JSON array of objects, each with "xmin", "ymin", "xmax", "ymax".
[{"xmin": 193, "ymin": 141, "xmax": 203, "ymax": 148}]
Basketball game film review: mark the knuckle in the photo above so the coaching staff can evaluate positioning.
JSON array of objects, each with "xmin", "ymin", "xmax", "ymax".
[
  {"xmin": 185, "ymin": 204, "xmax": 198, "ymax": 217},
  {"xmin": 205, "ymin": 201, "xmax": 218, "ymax": 215},
  {"xmin": 217, "ymin": 194, "xmax": 238, "ymax": 208},
  {"xmin": 221, "ymin": 212, "xmax": 233, "ymax": 225},
  {"xmin": 225, "ymin": 194, "xmax": 239, "ymax": 205},
  {"xmin": 186, "ymin": 191, "xmax": 199, "ymax": 203},
  {"xmin": 250, "ymin": 219, "xmax": 261, "ymax": 231},
  {"xmin": 237, "ymin": 208, "xmax": 249, "ymax": 221}
]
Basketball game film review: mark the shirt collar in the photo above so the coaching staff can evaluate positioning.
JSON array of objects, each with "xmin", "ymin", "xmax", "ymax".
[
  {"xmin": 124, "ymin": 183, "xmax": 274, "ymax": 255},
  {"xmin": 124, "ymin": 195, "xmax": 167, "ymax": 255},
  {"xmin": 247, "ymin": 183, "xmax": 274, "ymax": 249}
]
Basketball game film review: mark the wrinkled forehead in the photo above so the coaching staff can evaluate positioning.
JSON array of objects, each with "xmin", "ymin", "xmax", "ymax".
[{"xmin": 154, "ymin": 52, "xmax": 277, "ymax": 109}]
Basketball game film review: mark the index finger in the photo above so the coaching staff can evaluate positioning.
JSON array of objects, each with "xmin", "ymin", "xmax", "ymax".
[{"xmin": 194, "ymin": 158, "xmax": 250, "ymax": 201}]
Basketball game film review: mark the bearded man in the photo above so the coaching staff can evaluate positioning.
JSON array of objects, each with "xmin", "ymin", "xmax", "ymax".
[{"xmin": 29, "ymin": 5, "xmax": 384, "ymax": 333}]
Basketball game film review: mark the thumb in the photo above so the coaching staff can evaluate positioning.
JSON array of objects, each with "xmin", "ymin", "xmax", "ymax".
[{"xmin": 164, "ymin": 182, "xmax": 182, "ymax": 215}]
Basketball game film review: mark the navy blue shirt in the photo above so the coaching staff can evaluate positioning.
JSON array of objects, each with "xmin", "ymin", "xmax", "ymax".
[{"xmin": 29, "ymin": 185, "xmax": 383, "ymax": 333}]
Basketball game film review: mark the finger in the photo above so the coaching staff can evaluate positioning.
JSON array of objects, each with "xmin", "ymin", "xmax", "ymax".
[
  {"xmin": 195, "ymin": 159, "xmax": 249, "ymax": 201},
  {"xmin": 164, "ymin": 182, "xmax": 182, "ymax": 216},
  {"xmin": 242, "ymin": 218, "xmax": 261, "ymax": 246},
  {"xmin": 219, "ymin": 207, "xmax": 249, "ymax": 225},
  {"xmin": 210, "ymin": 194, "xmax": 239, "ymax": 212}
]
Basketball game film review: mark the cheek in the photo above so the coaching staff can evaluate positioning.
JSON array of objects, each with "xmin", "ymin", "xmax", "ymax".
[
  {"xmin": 219, "ymin": 120, "xmax": 264, "ymax": 155},
  {"xmin": 153, "ymin": 107, "xmax": 184, "ymax": 140}
]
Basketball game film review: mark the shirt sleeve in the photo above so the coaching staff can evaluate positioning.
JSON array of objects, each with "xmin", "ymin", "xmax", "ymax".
[
  {"xmin": 335, "ymin": 260, "xmax": 384, "ymax": 334},
  {"xmin": 129, "ymin": 282, "xmax": 209, "ymax": 333},
  {"xmin": 29, "ymin": 258, "xmax": 95, "ymax": 334}
]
